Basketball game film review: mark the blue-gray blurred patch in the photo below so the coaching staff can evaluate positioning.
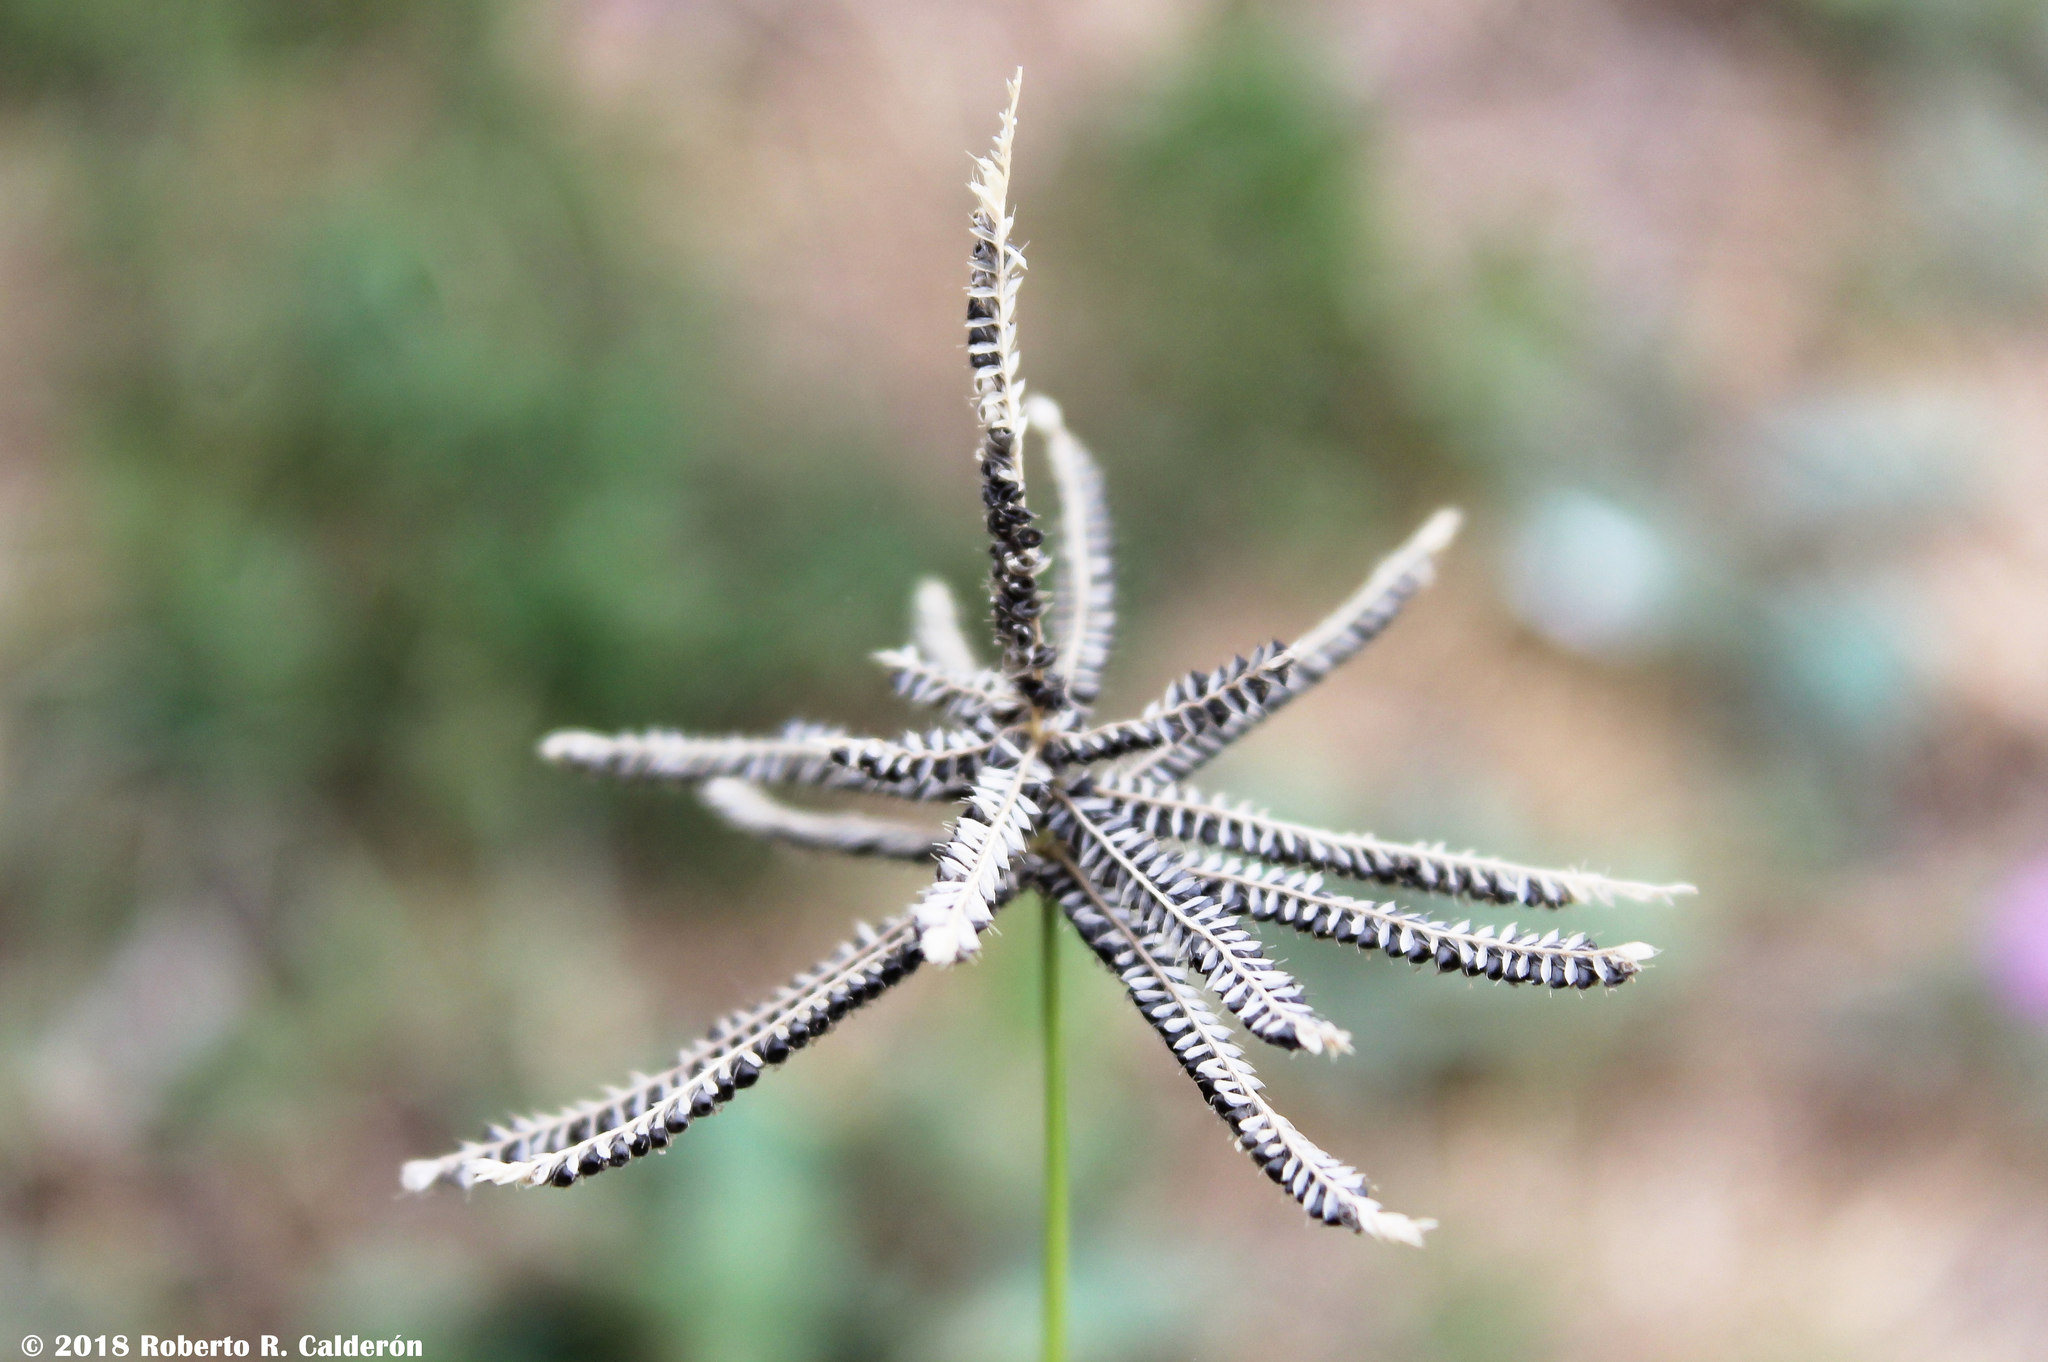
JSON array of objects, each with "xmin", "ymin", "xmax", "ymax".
[
  {"xmin": 1503, "ymin": 490, "xmax": 1681, "ymax": 659},
  {"xmin": 1746, "ymin": 389, "xmax": 1981, "ymax": 533}
]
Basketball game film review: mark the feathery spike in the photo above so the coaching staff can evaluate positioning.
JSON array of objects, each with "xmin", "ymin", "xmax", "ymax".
[
  {"xmin": 1056, "ymin": 793, "xmax": 1349, "ymax": 1054},
  {"xmin": 402, "ymin": 911, "xmax": 940, "ymax": 1192},
  {"xmin": 916, "ymin": 744, "xmax": 1048, "ymax": 964},
  {"xmin": 1058, "ymin": 643, "xmax": 1294, "ymax": 765},
  {"xmin": 911, "ymin": 577, "xmax": 983, "ymax": 677},
  {"xmin": 697, "ymin": 779, "xmax": 942, "ymax": 861},
  {"xmin": 873, "ymin": 645, "xmax": 1021, "ymax": 722},
  {"xmin": 1133, "ymin": 508, "xmax": 1462, "ymax": 781},
  {"xmin": 538, "ymin": 722, "xmax": 959, "ymax": 801},
  {"xmin": 967, "ymin": 70, "xmax": 1056, "ymax": 705},
  {"xmin": 1027, "ymin": 394, "xmax": 1117, "ymax": 713},
  {"xmin": 1042, "ymin": 856, "xmax": 1431, "ymax": 1243},
  {"xmin": 1094, "ymin": 772, "xmax": 1695, "ymax": 908},
  {"xmin": 1195, "ymin": 853, "xmax": 1657, "ymax": 989}
]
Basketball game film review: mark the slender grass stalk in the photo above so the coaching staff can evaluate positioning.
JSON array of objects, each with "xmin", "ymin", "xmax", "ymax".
[{"xmin": 1041, "ymin": 892, "xmax": 1069, "ymax": 1362}]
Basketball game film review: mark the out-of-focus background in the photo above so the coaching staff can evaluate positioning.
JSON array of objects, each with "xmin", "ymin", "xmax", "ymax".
[{"xmin": 2, "ymin": 1, "xmax": 2046, "ymax": 1358}]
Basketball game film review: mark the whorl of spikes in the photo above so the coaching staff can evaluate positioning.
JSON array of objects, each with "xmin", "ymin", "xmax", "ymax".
[
  {"xmin": 1135, "ymin": 509, "xmax": 1461, "ymax": 781},
  {"xmin": 873, "ymin": 645, "xmax": 1021, "ymax": 722},
  {"xmin": 1056, "ymin": 643, "xmax": 1293, "ymax": 765},
  {"xmin": 400, "ymin": 914, "xmax": 932, "ymax": 1192},
  {"xmin": 698, "ymin": 779, "xmax": 942, "ymax": 862},
  {"xmin": 1196, "ymin": 855, "xmax": 1656, "ymax": 989},
  {"xmin": 916, "ymin": 743, "xmax": 1049, "ymax": 964},
  {"xmin": 1092, "ymin": 772, "xmax": 1692, "ymax": 908},
  {"xmin": 1027, "ymin": 395, "xmax": 1116, "ymax": 712},
  {"xmin": 1041, "ymin": 860, "xmax": 1432, "ymax": 1243},
  {"xmin": 411, "ymin": 75, "xmax": 1684, "ymax": 1248},
  {"xmin": 1056, "ymin": 793, "xmax": 1349, "ymax": 1055}
]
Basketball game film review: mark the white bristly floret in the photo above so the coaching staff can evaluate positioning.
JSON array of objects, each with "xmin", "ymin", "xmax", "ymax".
[{"xmin": 916, "ymin": 752, "xmax": 1046, "ymax": 963}]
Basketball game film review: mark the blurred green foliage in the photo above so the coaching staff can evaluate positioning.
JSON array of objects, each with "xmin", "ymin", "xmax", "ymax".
[
  {"xmin": 0, "ymin": 0, "xmax": 963, "ymax": 947},
  {"xmin": 1036, "ymin": 14, "xmax": 1458, "ymax": 585}
]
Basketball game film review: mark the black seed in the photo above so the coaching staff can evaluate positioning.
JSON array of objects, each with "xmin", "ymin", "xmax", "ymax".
[
  {"xmin": 578, "ymin": 1147, "xmax": 607, "ymax": 1177},
  {"xmin": 664, "ymin": 1106, "xmax": 691, "ymax": 1134},
  {"xmin": 690, "ymin": 1089, "xmax": 717, "ymax": 1118},
  {"xmin": 550, "ymin": 1163, "xmax": 577, "ymax": 1188}
]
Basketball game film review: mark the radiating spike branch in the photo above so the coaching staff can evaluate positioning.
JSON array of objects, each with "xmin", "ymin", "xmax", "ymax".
[
  {"xmin": 1197, "ymin": 854, "xmax": 1656, "ymax": 989},
  {"xmin": 1137, "ymin": 508, "xmax": 1461, "ymax": 781},
  {"xmin": 1055, "ymin": 793, "xmax": 1349, "ymax": 1055},
  {"xmin": 911, "ymin": 577, "xmax": 983, "ymax": 677},
  {"xmin": 1040, "ymin": 858, "xmax": 1431, "ymax": 1243},
  {"xmin": 401, "ymin": 913, "xmax": 931, "ymax": 1193},
  {"xmin": 698, "ymin": 779, "xmax": 943, "ymax": 862},
  {"xmin": 1026, "ymin": 394, "xmax": 1117, "ymax": 712},
  {"xmin": 1095, "ymin": 772, "xmax": 1695, "ymax": 908},
  {"xmin": 540, "ymin": 722, "xmax": 957, "ymax": 801},
  {"xmin": 915, "ymin": 740, "xmax": 1049, "ymax": 964},
  {"xmin": 826, "ymin": 727, "xmax": 1005, "ymax": 794},
  {"xmin": 1057, "ymin": 643, "xmax": 1292, "ymax": 765},
  {"xmin": 966, "ymin": 71, "xmax": 1057, "ymax": 707},
  {"xmin": 873, "ymin": 645, "xmax": 1021, "ymax": 722}
]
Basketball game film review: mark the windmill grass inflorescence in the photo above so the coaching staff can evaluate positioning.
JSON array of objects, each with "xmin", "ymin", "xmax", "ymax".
[{"xmin": 402, "ymin": 73, "xmax": 1690, "ymax": 1248}]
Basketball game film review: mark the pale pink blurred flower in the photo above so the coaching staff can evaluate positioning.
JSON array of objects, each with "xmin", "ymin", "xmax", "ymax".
[{"xmin": 1986, "ymin": 856, "xmax": 2048, "ymax": 1023}]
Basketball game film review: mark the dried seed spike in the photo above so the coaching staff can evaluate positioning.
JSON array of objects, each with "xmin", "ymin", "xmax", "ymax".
[
  {"xmin": 912, "ymin": 577, "xmax": 982, "ymax": 677},
  {"xmin": 1057, "ymin": 794, "xmax": 1350, "ymax": 1056},
  {"xmin": 916, "ymin": 749, "xmax": 1048, "ymax": 964},
  {"xmin": 403, "ymin": 909, "xmax": 948, "ymax": 1193},
  {"xmin": 697, "ymin": 779, "xmax": 942, "ymax": 861},
  {"xmin": 1042, "ymin": 856, "xmax": 1431, "ymax": 1243},
  {"xmin": 1098, "ymin": 773, "xmax": 1694, "ymax": 908},
  {"xmin": 1027, "ymin": 393, "xmax": 1117, "ymax": 713},
  {"xmin": 1132, "ymin": 508, "xmax": 1464, "ymax": 782}
]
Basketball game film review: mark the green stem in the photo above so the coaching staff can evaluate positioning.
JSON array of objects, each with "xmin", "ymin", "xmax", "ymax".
[{"xmin": 1041, "ymin": 892, "xmax": 1069, "ymax": 1362}]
